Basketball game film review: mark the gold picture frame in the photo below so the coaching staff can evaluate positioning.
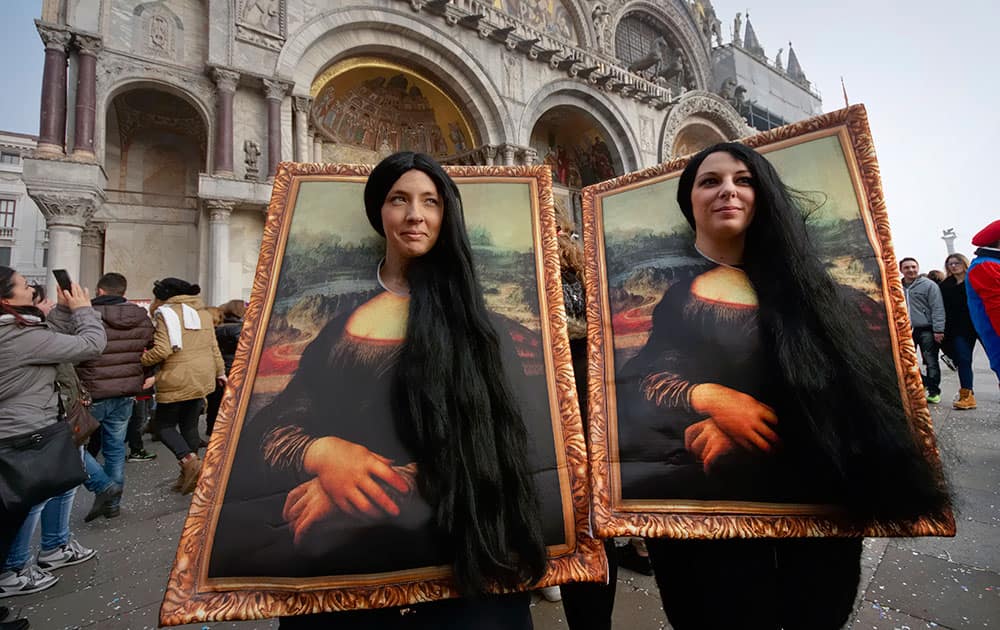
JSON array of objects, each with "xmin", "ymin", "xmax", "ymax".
[
  {"xmin": 582, "ymin": 105, "xmax": 955, "ymax": 540},
  {"xmin": 160, "ymin": 163, "xmax": 606, "ymax": 625}
]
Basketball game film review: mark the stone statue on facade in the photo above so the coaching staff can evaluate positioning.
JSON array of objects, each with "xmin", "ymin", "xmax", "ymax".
[
  {"xmin": 628, "ymin": 37, "xmax": 666, "ymax": 74},
  {"xmin": 733, "ymin": 12, "xmax": 742, "ymax": 44},
  {"xmin": 774, "ymin": 47, "xmax": 784, "ymax": 72},
  {"xmin": 244, "ymin": 139, "xmax": 261, "ymax": 180},
  {"xmin": 591, "ymin": 4, "xmax": 611, "ymax": 50}
]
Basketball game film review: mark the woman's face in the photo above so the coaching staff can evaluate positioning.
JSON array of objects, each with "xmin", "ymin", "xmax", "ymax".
[
  {"xmin": 380, "ymin": 169, "xmax": 444, "ymax": 260},
  {"xmin": 690, "ymin": 151, "xmax": 756, "ymax": 242},
  {"xmin": 946, "ymin": 256, "xmax": 967, "ymax": 277},
  {"xmin": 1, "ymin": 273, "xmax": 35, "ymax": 307}
]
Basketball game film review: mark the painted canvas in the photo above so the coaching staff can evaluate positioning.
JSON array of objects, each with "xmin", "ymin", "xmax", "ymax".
[
  {"xmin": 582, "ymin": 106, "xmax": 955, "ymax": 539},
  {"xmin": 160, "ymin": 163, "xmax": 604, "ymax": 625}
]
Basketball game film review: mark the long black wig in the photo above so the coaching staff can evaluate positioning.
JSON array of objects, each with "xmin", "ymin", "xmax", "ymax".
[
  {"xmin": 363, "ymin": 152, "xmax": 547, "ymax": 593},
  {"xmin": 676, "ymin": 142, "xmax": 950, "ymax": 522}
]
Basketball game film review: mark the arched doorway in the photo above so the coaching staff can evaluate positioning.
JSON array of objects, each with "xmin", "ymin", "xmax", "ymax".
[
  {"xmin": 103, "ymin": 87, "xmax": 208, "ymax": 297},
  {"xmin": 529, "ymin": 105, "xmax": 625, "ymax": 225},
  {"xmin": 310, "ymin": 57, "xmax": 479, "ymax": 164}
]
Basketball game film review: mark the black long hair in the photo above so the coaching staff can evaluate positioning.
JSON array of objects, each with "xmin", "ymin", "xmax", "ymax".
[
  {"xmin": 363, "ymin": 152, "xmax": 547, "ymax": 593},
  {"xmin": 0, "ymin": 266, "xmax": 45, "ymax": 324},
  {"xmin": 677, "ymin": 142, "xmax": 950, "ymax": 522}
]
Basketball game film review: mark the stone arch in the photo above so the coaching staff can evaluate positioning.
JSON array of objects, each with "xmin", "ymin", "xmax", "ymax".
[
  {"xmin": 610, "ymin": 0, "xmax": 711, "ymax": 91},
  {"xmin": 96, "ymin": 72, "xmax": 215, "ymax": 172},
  {"xmin": 102, "ymin": 86, "xmax": 209, "ymax": 198},
  {"xmin": 659, "ymin": 90, "xmax": 753, "ymax": 160},
  {"xmin": 520, "ymin": 81, "xmax": 641, "ymax": 175},
  {"xmin": 276, "ymin": 9, "xmax": 513, "ymax": 146}
]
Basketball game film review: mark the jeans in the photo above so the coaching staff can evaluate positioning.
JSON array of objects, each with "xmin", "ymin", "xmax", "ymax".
[
  {"xmin": 950, "ymin": 334, "xmax": 978, "ymax": 390},
  {"xmin": 2, "ymin": 487, "xmax": 77, "ymax": 572},
  {"xmin": 913, "ymin": 328, "xmax": 941, "ymax": 396},
  {"xmin": 127, "ymin": 397, "xmax": 152, "ymax": 453},
  {"xmin": 83, "ymin": 397, "xmax": 134, "ymax": 502},
  {"xmin": 155, "ymin": 398, "xmax": 203, "ymax": 460}
]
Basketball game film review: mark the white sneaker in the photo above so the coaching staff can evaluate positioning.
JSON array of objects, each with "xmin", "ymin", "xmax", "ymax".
[
  {"xmin": 0, "ymin": 564, "xmax": 59, "ymax": 598},
  {"xmin": 37, "ymin": 537, "xmax": 97, "ymax": 570},
  {"xmin": 540, "ymin": 585, "xmax": 562, "ymax": 602}
]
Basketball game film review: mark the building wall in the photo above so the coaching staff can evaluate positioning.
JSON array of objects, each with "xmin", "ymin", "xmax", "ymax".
[
  {"xmin": 712, "ymin": 45, "xmax": 821, "ymax": 124},
  {"xmin": 0, "ymin": 133, "xmax": 48, "ymax": 285}
]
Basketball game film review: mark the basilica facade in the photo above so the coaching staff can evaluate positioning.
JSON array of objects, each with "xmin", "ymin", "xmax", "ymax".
[{"xmin": 22, "ymin": 0, "xmax": 819, "ymax": 302}]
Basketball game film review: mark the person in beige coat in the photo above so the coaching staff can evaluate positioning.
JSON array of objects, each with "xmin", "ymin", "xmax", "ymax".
[{"xmin": 141, "ymin": 278, "xmax": 225, "ymax": 494}]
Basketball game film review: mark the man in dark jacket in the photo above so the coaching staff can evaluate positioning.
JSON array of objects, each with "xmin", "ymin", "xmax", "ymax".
[{"xmin": 76, "ymin": 273, "xmax": 154, "ymax": 520}]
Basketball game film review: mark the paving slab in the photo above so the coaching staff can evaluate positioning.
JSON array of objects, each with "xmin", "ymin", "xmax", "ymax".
[{"xmin": 864, "ymin": 545, "xmax": 1000, "ymax": 629}]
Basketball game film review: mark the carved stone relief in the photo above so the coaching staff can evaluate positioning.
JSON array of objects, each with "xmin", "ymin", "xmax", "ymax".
[
  {"xmin": 659, "ymin": 91, "xmax": 753, "ymax": 160},
  {"xmin": 133, "ymin": 3, "xmax": 185, "ymax": 62},
  {"xmin": 638, "ymin": 115, "xmax": 655, "ymax": 153},
  {"xmin": 502, "ymin": 51, "xmax": 524, "ymax": 103},
  {"xmin": 236, "ymin": 0, "xmax": 287, "ymax": 51}
]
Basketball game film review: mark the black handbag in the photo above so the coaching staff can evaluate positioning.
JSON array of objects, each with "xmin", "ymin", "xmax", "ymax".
[{"xmin": 0, "ymin": 420, "xmax": 87, "ymax": 515}]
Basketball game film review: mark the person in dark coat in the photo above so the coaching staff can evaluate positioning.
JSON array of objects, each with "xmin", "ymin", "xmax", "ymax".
[
  {"xmin": 76, "ymin": 273, "xmax": 154, "ymax": 520},
  {"xmin": 203, "ymin": 299, "xmax": 245, "ymax": 438}
]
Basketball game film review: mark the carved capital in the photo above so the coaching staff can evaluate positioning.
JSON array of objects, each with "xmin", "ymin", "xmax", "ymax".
[
  {"xmin": 74, "ymin": 34, "xmax": 103, "ymax": 57},
  {"xmin": 262, "ymin": 78, "xmax": 292, "ymax": 101},
  {"xmin": 520, "ymin": 146, "xmax": 538, "ymax": 165},
  {"xmin": 36, "ymin": 23, "xmax": 71, "ymax": 51},
  {"xmin": 206, "ymin": 199, "xmax": 235, "ymax": 223},
  {"xmin": 212, "ymin": 68, "xmax": 240, "ymax": 94},
  {"xmin": 292, "ymin": 96, "xmax": 312, "ymax": 114},
  {"xmin": 81, "ymin": 221, "xmax": 106, "ymax": 248},
  {"xmin": 30, "ymin": 192, "xmax": 101, "ymax": 228}
]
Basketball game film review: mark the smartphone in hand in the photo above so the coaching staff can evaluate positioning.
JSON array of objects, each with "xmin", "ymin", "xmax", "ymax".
[{"xmin": 52, "ymin": 269, "xmax": 72, "ymax": 292}]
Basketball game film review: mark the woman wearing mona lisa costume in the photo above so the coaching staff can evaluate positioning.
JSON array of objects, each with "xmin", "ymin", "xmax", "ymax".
[
  {"xmin": 212, "ymin": 152, "xmax": 555, "ymax": 628},
  {"xmin": 615, "ymin": 143, "xmax": 950, "ymax": 629}
]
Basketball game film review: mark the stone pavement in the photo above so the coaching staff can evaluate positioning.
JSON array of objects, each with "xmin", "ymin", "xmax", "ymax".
[{"xmin": 3, "ymin": 357, "xmax": 997, "ymax": 629}]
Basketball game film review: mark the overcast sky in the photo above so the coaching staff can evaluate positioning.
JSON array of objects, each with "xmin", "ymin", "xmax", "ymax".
[{"xmin": 1, "ymin": 0, "xmax": 994, "ymax": 271}]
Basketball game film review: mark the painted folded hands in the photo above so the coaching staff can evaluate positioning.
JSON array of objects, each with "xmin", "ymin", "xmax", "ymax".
[
  {"xmin": 685, "ymin": 383, "xmax": 780, "ymax": 472},
  {"xmin": 282, "ymin": 435, "xmax": 419, "ymax": 546}
]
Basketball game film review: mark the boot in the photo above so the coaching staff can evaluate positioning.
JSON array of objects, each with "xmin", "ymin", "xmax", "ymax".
[
  {"xmin": 178, "ymin": 454, "xmax": 202, "ymax": 495},
  {"xmin": 953, "ymin": 388, "xmax": 977, "ymax": 410}
]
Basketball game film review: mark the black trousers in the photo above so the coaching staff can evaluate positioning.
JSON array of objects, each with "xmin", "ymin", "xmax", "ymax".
[
  {"xmin": 204, "ymin": 384, "xmax": 224, "ymax": 436},
  {"xmin": 126, "ymin": 397, "xmax": 151, "ymax": 452},
  {"xmin": 560, "ymin": 539, "xmax": 618, "ymax": 630},
  {"xmin": 154, "ymin": 398, "xmax": 203, "ymax": 460},
  {"xmin": 279, "ymin": 592, "xmax": 532, "ymax": 630},
  {"xmin": 646, "ymin": 537, "xmax": 862, "ymax": 630}
]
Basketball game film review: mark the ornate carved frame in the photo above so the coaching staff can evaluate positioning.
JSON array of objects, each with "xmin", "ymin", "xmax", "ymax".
[
  {"xmin": 160, "ymin": 163, "xmax": 606, "ymax": 625},
  {"xmin": 581, "ymin": 105, "xmax": 956, "ymax": 540}
]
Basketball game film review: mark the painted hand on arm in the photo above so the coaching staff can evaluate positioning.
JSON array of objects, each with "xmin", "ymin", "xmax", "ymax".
[
  {"xmin": 684, "ymin": 419, "xmax": 737, "ymax": 472},
  {"xmin": 689, "ymin": 383, "xmax": 780, "ymax": 452},
  {"xmin": 301, "ymin": 436, "xmax": 410, "ymax": 519}
]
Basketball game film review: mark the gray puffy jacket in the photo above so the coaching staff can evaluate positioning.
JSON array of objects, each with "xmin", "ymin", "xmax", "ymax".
[{"xmin": 0, "ymin": 306, "xmax": 106, "ymax": 439}]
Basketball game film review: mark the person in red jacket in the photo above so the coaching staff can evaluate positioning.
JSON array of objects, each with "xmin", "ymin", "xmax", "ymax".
[
  {"xmin": 967, "ymin": 220, "xmax": 1000, "ymax": 387},
  {"xmin": 75, "ymin": 273, "xmax": 154, "ymax": 521}
]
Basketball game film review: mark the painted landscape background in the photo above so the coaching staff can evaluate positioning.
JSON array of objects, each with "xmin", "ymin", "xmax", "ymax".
[
  {"xmin": 601, "ymin": 134, "xmax": 890, "ymax": 366},
  {"xmin": 249, "ymin": 178, "xmax": 544, "ymax": 415}
]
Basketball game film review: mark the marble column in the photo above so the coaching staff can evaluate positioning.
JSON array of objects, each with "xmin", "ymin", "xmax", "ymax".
[
  {"xmin": 79, "ymin": 221, "xmax": 105, "ymax": 290},
  {"xmin": 293, "ymin": 96, "xmax": 311, "ymax": 163},
  {"xmin": 30, "ymin": 192, "xmax": 100, "ymax": 298},
  {"xmin": 262, "ymin": 79, "xmax": 290, "ymax": 178},
  {"xmin": 36, "ymin": 25, "xmax": 71, "ymax": 157},
  {"xmin": 206, "ymin": 199, "xmax": 234, "ymax": 306},
  {"xmin": 312, "ymin": 132, "xmax": 323, "ymax": 163},
  {"xmin": 212, "ymin": 68, "xmax": 240, "ymax": 177},
  {"xmin": 71, "ymin": 34, "xmax": 102, "ymax": 160},
  {"xmin": 502, "ymin": 144, "xmax": 516, "ymax": 166}
]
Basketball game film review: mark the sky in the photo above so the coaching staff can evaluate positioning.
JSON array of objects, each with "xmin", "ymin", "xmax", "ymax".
[{"xmin": 1, "ymin": 1, "xmax": 995, "ymax": 272}]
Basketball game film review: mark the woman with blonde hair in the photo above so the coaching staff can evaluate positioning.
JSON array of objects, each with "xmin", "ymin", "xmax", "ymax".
[{"xmin": 940, "ymin": 253, "xmax": 979, "ymax": 409}]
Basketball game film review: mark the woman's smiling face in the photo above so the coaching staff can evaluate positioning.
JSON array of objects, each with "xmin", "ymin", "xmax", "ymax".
[
  {"xmin": 380, "ymin": 169, "xmax": 444, "ymax": 261},
  {"xmin": 690, "ymin": 151, "xmax": 757, "ymax": 243}
]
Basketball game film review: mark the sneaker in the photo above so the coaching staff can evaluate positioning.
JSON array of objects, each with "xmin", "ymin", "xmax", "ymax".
[
  {"xmin": 127, "ymin": 449, "xmax": 157, "ymax": 462},
  {"xmin": 37, "ymin": 538, "xmax": 96, "ymax": 571},
  {"xmin": 926, "ymin": 393, "xmax": 942, "ymax": 404},
  {"xmin": 0, "ymin": 564, "xmax": 59, "ymax": 598}
]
